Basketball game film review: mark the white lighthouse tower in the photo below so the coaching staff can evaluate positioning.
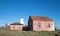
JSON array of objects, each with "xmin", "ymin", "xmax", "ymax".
[{"xmin": 20, "ymin": 18, "xmax": 24, "ymax": 24}]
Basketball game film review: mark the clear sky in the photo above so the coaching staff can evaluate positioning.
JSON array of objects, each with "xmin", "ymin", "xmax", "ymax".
[{"xmin": 0, "ymin": 0, "xmax": 60, "ymax": 29}]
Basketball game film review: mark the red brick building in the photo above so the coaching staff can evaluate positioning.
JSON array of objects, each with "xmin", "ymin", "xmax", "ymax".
[
  {"xmin": 10, "ymin": 22, "xmax": 23, "ymax": 31},
  {"xmin": 28, "ymin": 16, "xmax": 55, "ymax": 31}
]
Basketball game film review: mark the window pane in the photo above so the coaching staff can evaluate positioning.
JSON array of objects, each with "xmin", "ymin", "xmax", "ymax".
[
  {"xmin": 38, "ymin": 23, "xmax": 41, "ymax": 27},
  {"xmin": 48, "ymin": 23, "xmax": 50, "ymax": 28}
]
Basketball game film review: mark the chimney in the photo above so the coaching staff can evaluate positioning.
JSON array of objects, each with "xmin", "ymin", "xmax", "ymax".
[{"xmin": 20, "ymin": 18, "xmax": 24, "ymax": 24}]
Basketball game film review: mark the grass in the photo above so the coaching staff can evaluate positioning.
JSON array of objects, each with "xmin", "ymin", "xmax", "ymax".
[{"xmin": 0, "ymin": 27, "xmax": 56, "ymax": 36}]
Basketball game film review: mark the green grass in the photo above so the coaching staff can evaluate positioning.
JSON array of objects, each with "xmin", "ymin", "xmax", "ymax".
[{"xmin": 0, "ymin": 28, "xmax": 55, "ymax": 36}]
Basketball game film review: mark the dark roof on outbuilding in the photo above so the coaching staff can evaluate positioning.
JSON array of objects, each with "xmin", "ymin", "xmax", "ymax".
[{"xmin": 10, "ymin": 22, "xmax": 23, "ymax": 25}]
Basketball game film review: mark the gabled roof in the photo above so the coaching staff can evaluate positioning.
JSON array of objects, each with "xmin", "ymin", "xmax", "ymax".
[
  {"xmin": 30, "ymin": 16, "xmax": 53, "ymax": 21},
  {"xmin": 10, "ymin": 22, "xmax": 23, "ymax": 25}
]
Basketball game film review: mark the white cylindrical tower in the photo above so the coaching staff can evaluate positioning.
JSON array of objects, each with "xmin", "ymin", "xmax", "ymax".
[{"xmin": 20, "ymin": 18, "xmax": 24, "ymax": 24}]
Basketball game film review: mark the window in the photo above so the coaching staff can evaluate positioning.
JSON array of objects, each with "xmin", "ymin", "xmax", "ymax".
[
  {"xmin": 48, "ymin": 23, "xmax": 50, "ymax": 28},
  {"xmin": 13, "ymin": 27, "xmax": 15, "ymax": 29},
  {"xmin": 38, "ymin": 23, "xmax": 41, "ymax": 27}
]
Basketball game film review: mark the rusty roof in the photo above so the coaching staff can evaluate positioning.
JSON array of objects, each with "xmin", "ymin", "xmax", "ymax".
[{"xmin": 30, "ymin": 16, "xmax": 53, "ymax": 21}]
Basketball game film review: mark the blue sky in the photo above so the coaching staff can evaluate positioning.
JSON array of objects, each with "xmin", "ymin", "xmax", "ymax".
[{"xmin": 0, "ymin": 0, "xmax": 60, "ymax": 29}]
